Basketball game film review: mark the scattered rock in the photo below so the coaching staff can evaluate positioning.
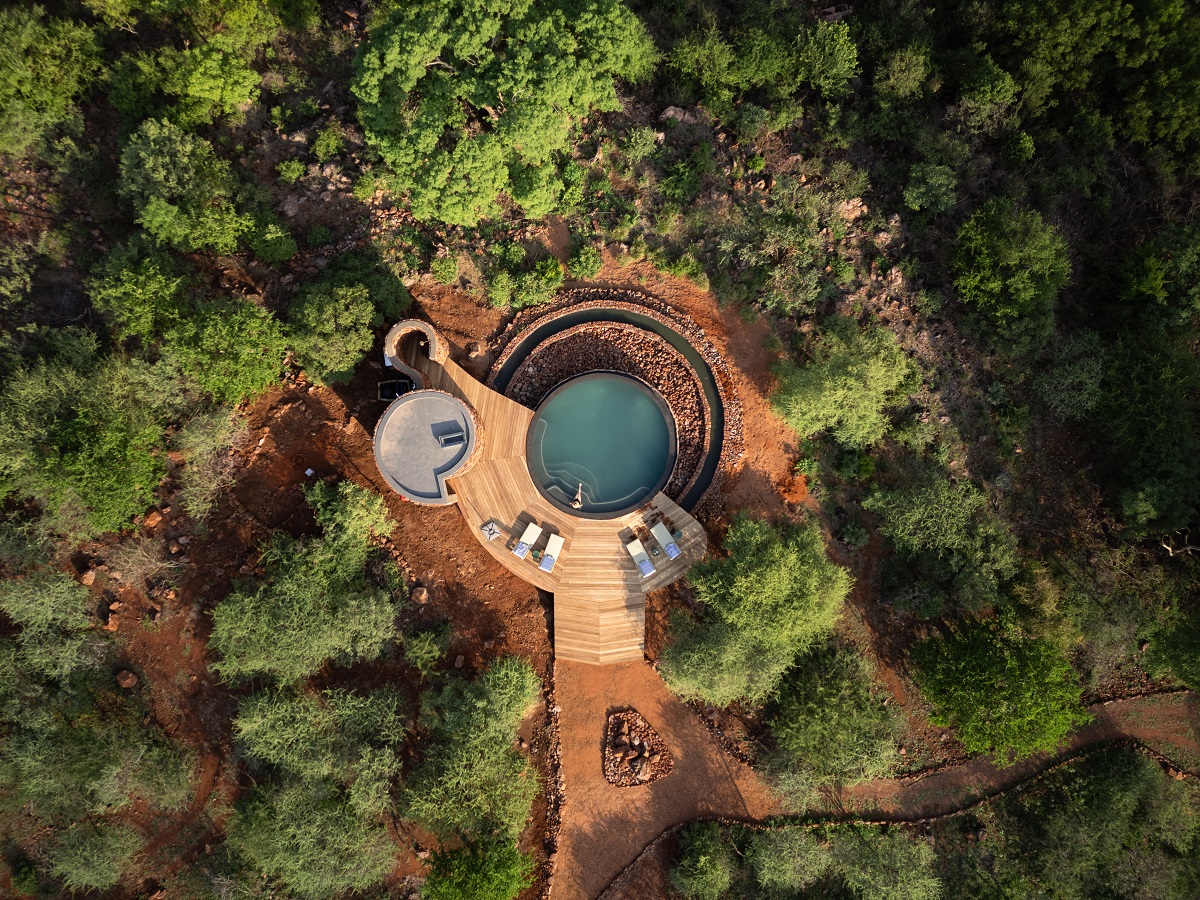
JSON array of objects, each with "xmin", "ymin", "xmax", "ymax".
[
  {"xmin": 143, "ymin": 509, "xmax": 164, "ymax": 529},
  {"xmin": 116, "ymin": 670, "xmax": 139, "ymax": 689},
  {"xmin": 659, "ymin": 106, "xmax": 687, "ymax": 122},
  {"xmin": 412, "ymin": 586, "xmax": 430, "ymax": 604},
  {"xmin": 454, "ymin": 654, "xmax": 465, "ymax": 668},
  {"xmin": 602, "ymin": 709, "xmax": 674, "ymax": 787},
  {"xmin": 81, "ymin": 570, "xmax": 97, "ymax": 586},
  {"xmin": 169, "ymin": 539, "xmax": 182, "ymax": 554}
]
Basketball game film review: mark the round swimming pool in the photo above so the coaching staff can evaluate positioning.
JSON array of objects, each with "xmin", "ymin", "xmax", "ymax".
[{"xmin": 527, "ymin": 372, "xmax": 676, "ymax": 517}]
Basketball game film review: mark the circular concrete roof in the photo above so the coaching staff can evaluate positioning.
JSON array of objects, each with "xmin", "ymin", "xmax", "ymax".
[{"xmin": 373, "ymin": 390, "xmax": 477, "ymax": 505}]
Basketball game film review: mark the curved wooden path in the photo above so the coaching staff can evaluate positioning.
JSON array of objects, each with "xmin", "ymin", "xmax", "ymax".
[{"xmin": 387, "ymin": 322, "xmax": 708, "ymax": 663}]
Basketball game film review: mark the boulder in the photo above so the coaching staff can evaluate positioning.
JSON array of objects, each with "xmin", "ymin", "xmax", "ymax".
[{"xmin": 116, "ymin": 670, "xmax": 139, "ymax": 689}]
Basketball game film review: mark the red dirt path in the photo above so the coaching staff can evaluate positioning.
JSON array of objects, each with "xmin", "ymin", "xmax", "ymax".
[{"xmin": 551, "ymin": 660, "xmax": 779, "ymax": 900}]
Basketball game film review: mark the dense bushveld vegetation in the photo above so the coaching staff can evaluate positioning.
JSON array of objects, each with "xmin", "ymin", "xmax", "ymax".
[
  {"xmin": 2, "ymin": 0, "xmax": 1200, "ymax": 894},
  {"xmin": 670, "ymin": 748, "xmax": 1200, "ymax": 899}
]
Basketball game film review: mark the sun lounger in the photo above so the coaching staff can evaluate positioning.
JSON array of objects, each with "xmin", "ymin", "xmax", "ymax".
[
  {"xmin": 513, "ymin": 521, "xmax": 542, "ymax": 560},
  {"xmin": 650, "ymin": 522, "xmax": 682, "ymax": 560},
  {"xmin": 539, "ymin": 533, "xmax": 564, "ymax": 573},
  {"xmin": 625, "ymin": 538, "xmax": 655, "ymax": 578}
]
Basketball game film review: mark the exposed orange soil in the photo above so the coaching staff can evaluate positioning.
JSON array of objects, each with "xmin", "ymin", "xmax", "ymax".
[{"xmin": 551, "ymin": 660, "xmax": 779, "ymax": 900}]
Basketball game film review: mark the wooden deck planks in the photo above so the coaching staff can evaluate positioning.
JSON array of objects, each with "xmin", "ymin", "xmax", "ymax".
[{"xmin": 412, "ymin": 347, "xmax": 710, "ymax": 663}]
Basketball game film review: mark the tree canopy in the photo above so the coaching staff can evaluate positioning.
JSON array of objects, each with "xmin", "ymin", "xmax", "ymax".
[
  {"xmin": 772, "ymin": 317, "xmax": 919, "ymax": 449},
  {"xmin": 353, "ymin": 0, "xmax": 656, "ymax": 225},
  {"xmin": 913, "ymin": 623, "xmax": 1090, "ymax": 763},
  {"xmin": 662, "ymin": 516, "xmax": 852, "ymax": 706}
]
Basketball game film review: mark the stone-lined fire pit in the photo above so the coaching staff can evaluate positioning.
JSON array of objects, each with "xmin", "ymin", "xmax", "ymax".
[{"xmin": 603, "ymin": 709, "xmax": 674, "ymax": 787}]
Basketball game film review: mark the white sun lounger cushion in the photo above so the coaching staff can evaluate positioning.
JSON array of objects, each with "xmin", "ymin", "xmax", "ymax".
[
  {"xmin": 625, "ymin": 538, "xmax": 655, "ymax": 578},
  {"xmin": 513, "ymin": 521, "xmax": 542, "ymax": 560},
  {"xmin": 539, "ymin": 533, "xmax": 564, "ymax": 573},
  {"xmin": 650, "ymin": 522, "xmax": 682, "ymax": 560}
]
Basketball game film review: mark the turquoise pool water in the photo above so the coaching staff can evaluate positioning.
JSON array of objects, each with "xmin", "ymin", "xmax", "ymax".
[
  {"xmin": 527, "ymin": 373, "xmax": 675, "ymax": 517},
  {"xmin": 495, "ymin": 307, "xmax": 723, "ymax": 511}
]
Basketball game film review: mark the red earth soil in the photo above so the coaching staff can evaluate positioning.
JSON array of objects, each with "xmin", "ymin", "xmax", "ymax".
[{"xmin": 551, "ymin": 660, "xmax": 779, "ymax": 900}]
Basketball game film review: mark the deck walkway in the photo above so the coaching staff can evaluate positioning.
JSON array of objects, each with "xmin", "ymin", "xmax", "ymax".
[{"xmin": 408, "ymin": 346, "xmax": 708, "ymax": 663}]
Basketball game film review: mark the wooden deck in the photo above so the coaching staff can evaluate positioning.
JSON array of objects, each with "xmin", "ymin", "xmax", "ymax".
[{"xmin": 409, "ymin": 348, "xmax": 708, "ymax": 663}]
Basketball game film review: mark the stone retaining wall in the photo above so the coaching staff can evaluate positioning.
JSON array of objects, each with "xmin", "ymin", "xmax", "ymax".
[{"xmin": 489, "ymin": 288, "xmax": 744, "ymax": 511}]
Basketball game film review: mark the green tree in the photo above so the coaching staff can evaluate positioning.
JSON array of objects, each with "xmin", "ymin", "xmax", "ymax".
[
  {"xmin": 228, "ymin": 778, "xmax": 395, "ymax": 898},
  {"xmin": 235, "ymin": 688, "xmax": 406, "ymax": 795},
  {"xmin": 119, "ymin": 119, "xmax": 251, "ymax": 254},
  {"xmin": 289, "ymin": 283, "xmax": 377, "ymax": 385},
  {"xmin": 87, "ymin": 243, "xmax": 187, "ymax": 347},
  {"xmin": 160, "ymin": 35, "xmax": 261, "ymax": 127},
  {"xmin": 829, "ymin": 826, "xmax": 943, "ymax": 900},
  {"xmin": 747, "ymin": 828, "xmax": 832, "ymax": 892},
  {"xmin": 765, "ymin": 644, "xmax": 898, "ymax": 810},
  {"xmin": 661, "ymin": 516, "xmax": 852, "ymax": 706},
  {"xmin": 210, "ymin": 482, "xmax": 400, "ymax": 683},
  {"xmin": 0, "ymin": 341, "xmax": 189, "ymax": 536},
  {"xmin": 165, "ymin": 298, "xmax": 286, "ymax": 405},
  {"xmin": 912, "ymin": 623, "xmax": 1090, "ymax": 763},
  {"xmin": 404, "ymin": 657, "xmax": 541, "ymax": 838},
  {"xmin": 0, "ymin": 6, "xmax": 100, "ymax": 158},
  {"xmin": 670, "ymin": 822, "xmax": 736, "ymax": 900},
  {"xmin": 772, "ymin": 317, "xmax": 919, "ymax": 449},
  {"xmin": 353, "ymin": 0, "xmax": 656, "ymax": 225},
  {"xmin": 953, "ymin": 198, "xmax": 1070, "ymax": 354},
  {"xmin": 49, "ymin": 822, "xmax": 142, "ymax": 892},
  {"xmin": 0, "ymin": 570, "xmax": 107, "ymax": 681},
  {"xmin": 796, "ymin": 21, "xmax": 860, "ymax": 99},
  {"xmin": 904, "ymin": 162, "xmax": 957, "ymax": 214},
  {"xmin": 422, "ymin": 839, "xmax": 535, "ymax": 900}
]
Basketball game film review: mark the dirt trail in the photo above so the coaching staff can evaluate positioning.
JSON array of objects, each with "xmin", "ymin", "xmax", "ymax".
[
  {"xmin": 598, "ymin": 690, "xmax": 1200, "ymax": 899},
  {"xmin": 552, "ymin": 660, "xmax": 779, "ymax": 900}
]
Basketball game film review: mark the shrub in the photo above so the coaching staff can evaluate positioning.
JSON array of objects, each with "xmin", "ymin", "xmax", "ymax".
[
  {"xmin": 567, "ymin": 243, "xmax": 603, "ymax": 279},
  {"xmin": 228, "ymin": 778, "xmax": 394, "ymax": 899},
  {"xmin": 1035, "ymin": 330, "xmax": 1106, "ymax": 420},
  {"xmin": 165, "ymin": 298, "xmax": 286, "ymax": 405},
  {"xmin": 772, "ymin": 317, "xmax": 919, "ymax": 449},
  {"xmin": 49, "ymin": 822, "xmax": 142, "ymax": 892},
  {"xmin": 175, "ymin": 408, "xmax": 245, "ymax": 525},
  {"xmin": 431, "ymin": 255, "xmax": 459, "ymax": 285},
  {"xmin": 404, "ymin": 657, "xmax": 541, "ymax": 838},
  {"xmin": 404, "ymin": 626, "xmax": 451, "ymax": 679},
  {"xmin": 353, "ymin": 0, "xmax": 656, "ymax": 224},
  {"xmin": 747, "ymin": 828, "xmax": 832, "ymax": 891},
  {"xmin": 912, "ymin": 623, "xmax": 1090, "ymax": 763},
  {"xmin": 670, "ymin": 822, "xmax": 736, "ymax": 900},
  {"xmin": 210, "ymin": 481, "xmax": 400, "ymax": 683},
  {"xmin": 276, "ymin": 158, "xmax": 306, "ymax": 184},
  {"xmin": 87, "ymin": 243, "xmax": 187, "ymax": 346},
  {"xmin": 512, "ymin": 258, "xmax": 564, "ymax": 308},
  {"xmin": 904, "ymin": 162, "xmax": 957, "ymax": 215},
  {"xmin": 249, "ymin": 218, "xmax": 298, "ymax": 264},
  {"xmin": 422, "ymin": 839, "xmax": 535, "ymax": 900},
  {"xmin": 661, "ymin": 516, "xmax": 851, "ymax": 706},
  {"xmin": 796, "ymin": 21, "xmax": 860, "ymax": 99},
  {"xmin": 828, "ymin": 825, "xmax": 943, "ymax": 900},
  {"xmin": 159, "ymin": 35, "xmax": 261, "ymax": 127},
  {"xmin": 953, "ymin": 198, "xmax": 1070, "ymax": 355},
  {"xmin": 119, "ymin": 119, "xmax": 251, "ymax": 255},
  {"xmin": 235, "ymin": 688, "xmax": 407, "ymax": 788},
  {"xmin": 306, "ymin": 224, "xmax": 332, "ymax": 247},
  {"xmin": 312, "ymin": 120, "xmax": 345, "ymax": 161},
  {"xmin": 289, "ymin": 282, "xmax": 377, "ymax": 385},
  {"xmin": 765, "ymin": 644, "xmax": 898, "ymax": 810},
  {"xmin": 867, "ymin": 479, "xmax": 984, "ymax": 557},
  {"xmin": 0, "ymin": 570, "xmax": 107, "ymax": 681},
  {"xmin": 0, "ymin": 7, "xmax": 100, "ymax": 158}
]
